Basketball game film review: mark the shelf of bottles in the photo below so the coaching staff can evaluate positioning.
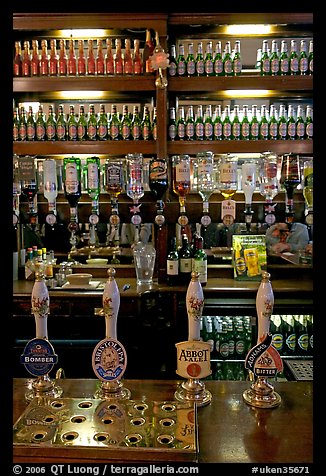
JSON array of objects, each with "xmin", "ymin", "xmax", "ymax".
[{"xmin": 200, "ymin": 313, "xmax": 313, "ymax": 381}]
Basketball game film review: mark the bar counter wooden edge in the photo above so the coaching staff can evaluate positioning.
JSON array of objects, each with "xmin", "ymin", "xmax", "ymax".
[{"xmin": 13, "ymin": 378, "xmax": 313, "ymax": 464}]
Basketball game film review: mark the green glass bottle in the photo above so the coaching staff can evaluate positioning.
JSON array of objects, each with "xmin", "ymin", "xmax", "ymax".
[
  {"xmin": 270, "ymin": 315, "xmax": 284, "ymax": 356},
  {"xmin": 195, "ymin": 41, "xmax": 205, "ymax": 76},
  {"xmin": 287, "ymin": 104, "xmax": 296, "ymax": 140},
  {"xmin": 97, "ymin": 104, "xmax": 108, "ymax": 140},
  {"xmin": 56, "ymin": 104, "xmax": 67, "ymax": 141},
  {"xmin": 109, "ymin": 104, "xmax": 121, "ymax": 140},
  {"xmin": 305, "ymin": 105, "xmax": 313, "ymax": 140},
  {"xmin": 278, "ymin": 104, "xmax": 288, "ymax": 140},
  {"xmin": 204, "ymin": 105, "xmax": 214, "ymax": 141},
  {"xmin": 269, "ymin": 104, "xmax": 278, "ymax": 140},
  {"xmin": 231, "ymin": 105, "xmax": 241, "ymax": 140},
  {"xmin": 178, "ymin": 233, "xmax": 192, "ymax": 284},
  {"xmin": 240, "ymin": 105, "xmax": 250, "ymax": 140},
  {"xmin": 260, "ymin": 39, "xmax": 270, "ymax": 76},
  {"xmin": 26, "ymin": 105, "xmax": 36, "ymax": 141},
  {"xmin": 77, "ymin": 104, "xmax": 87, "ymax": 141},
  {"xmin": 308, "ymin": 40, "xmax": 313, "ymax": 75},
  {"xmin": 249, "ymin": 105, "xmax": 259, "ymax": 140},
  {"xmin": 13, "ymin": 107, "xmax": 20, "ymax": 141},
  {"xmin": 141, "ymin": 105, "xmax": 152, "ymax": 140},
  {"xmin": 222, "ymin": 105, "xmax": 232, "ymax": 140},
  {"xmin": 279, "ymin": 40, "xmax": 289, "ymax": 75},
  {"xmin": 67, "ymin": 104, "xmax": 78, "ymax": 141},
  {"xmin": 223, "ymin": 41, "xmax": 233, "ymax": 76},
  {"xmin": 120, "ymin": 104, "xmax": 132, "ymax": 140},
  {"xmin": 204, "ymin": 41, "xmax": 214, "ymax": 76},
  {"xmin": 168, "ymin": 44, "xmax": 177, "ymax": 77},
  {"xmin": 270, "ymin": 39, "xmax": 280, "ymax": 76},
  {"xmin": 295, "ymin": 105, "xmax": 305, "ymax": 140},
  {"xmin": 63, "ymin": 157, "xmax": 82, "ymax": 209},
  {"xmin": 193, "ymin": 235, "xmax": 207, "ymax": 286},
  {"xmin": 259, "ymin": 104, "xmax": 270, "ymax": 140},
  {"xmin": 186, "ymin": 42, "xmax": 196, "ymax": 77},
  {"xmin": 234, "ymin": 318, "xmax": 246, "ymax": 359},
  {"xmin": 87, "ymin": 104, "xmax": 97, "ymax": 140},
  {"xmin": 217, "ymin": 320, "xmax": 229, "ymax": 360},
  {"xmin": 184, "ymin": 105, "xmax": 195, "ymax": 141},
  {"xmin": 289, "ymin": 39, "xmax": 299, "ymax": 75},
  {"xmin": 213, "ymin": 104, "xmax": 223, "ymax": 140},
  {"xmin": 131, "ymin": 105, "xmax": 141, "ymax": 140},
  {"xmin": 232, "ymin": 40, "xmax": 242, "ymax": 76},
  {"xmin": 166, "ymin": 237, "xmax": 179, "ymax": 286},
  {"xmin": 195, "ymin": 105, "xmax": 204, "ymax": 140},
  {"xmin": 86, "ymin": 156, "xmax": 100, "ymax": 214},
  {"xmin": 177, "ymin": 106, "xmax": 186, "ymax": 141},
  {"xmin": 213, "ymin": 41, "xmax": 223, "ymax": 76},
  {"xmin": 46, "ymin": 104, "xmax": 57, "ymax": 141},
  {"xmin": 176, "ymin": 43, "xmax": 186, "ymax": 77},
  {"xmin": 35, "ymin": 104, "xmax": 46, "ymax": 141}
]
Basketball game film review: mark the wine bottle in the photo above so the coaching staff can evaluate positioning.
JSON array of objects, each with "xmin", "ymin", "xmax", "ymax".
[
  {"xmin": 179, "ymin": 234, "xmax": 192, "ymax": 285},
  {"xmin": 63, "ymin": 157, "xmax": 82, "ymax": 208},
  {"xmin": 133, "ymin": 39, "xmax": 143, "ymax": 75},
  {"xmin": 166, "ymin": 237, "xmax": 179, "ymax": 286},
  {"xmin": 149, "ymin": 157, "xmax": 168, "ymax": 200}
]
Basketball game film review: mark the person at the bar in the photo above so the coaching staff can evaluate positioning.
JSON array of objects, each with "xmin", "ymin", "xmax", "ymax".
[{"xmin": 265, "ymin": 222, "xmax": 310, "ymax": 254}]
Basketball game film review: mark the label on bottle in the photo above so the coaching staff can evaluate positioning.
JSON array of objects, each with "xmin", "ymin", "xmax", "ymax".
[
  {"xmin": 224, "ymin": 59, "xmax": 233, "ymax": 74},
  {"xmin": 88, "ymin": 124, "xmax": 97, "ymax": 140},
  {"xmin": 193, "ymin": 260, "xmax": 207, "ymax": 284},
  {"xmin": 167, "ymin": 259, "xmax": 178, "ymax": 276},
  {"xmin": 110, "ymin": 124, "xmax": 119, "ymax": 140},
  {"xmin": 195, "ymin": 122, "xmax": 204, "ymax": 139},
  {"xmin": 298, "ymin": 333, "xmax": 309, "ymax": 352},
  {"xmin": 272, "ymin": 333, "xmax": 283, "ymax": 352},
  {"xmin": 286, "ymin": 333, "xmax": 296, "ymax": 351},
  {"xmin": 149, "ymin": 160, "xmax": 167, "ymax": 181},
  {"xmin": 214, "ymin": 59, "xmax": 223, "ymax": 75},
  {"xmin": 87, "ymin": 163, "xmax": 99, "ymax": 189},
  {"xmin": 65, "ymin": 163, "xmax": 79, "ymax": 193}
]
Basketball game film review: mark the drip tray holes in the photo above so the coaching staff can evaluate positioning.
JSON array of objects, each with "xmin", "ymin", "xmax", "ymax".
[
  {"xmin": 78, "ymin": 401, "xmax": 93, "ymax": 409},
  {"xmin": 70, "ymin": 415, "xmax": 86, "ymax": 424},
  {"xmin": 159, "ymin": 418, "xmax": 175, "ymax": 427},
  {"xmin": 32, "ymin": 431, "xmax": 48, "ymax": 442},
  {"xmin": 125, "ymin": 433, "xmax": 143, "ymax": 444},
  {"xmin": 61, "ymin": 431, "xmax": 79, "ymax": 442},
  {"xmin": 101, "ymin": 417, "xmax": 114, "ymax": 425},
  {"xmin": 157, "ymin": 434, "xmax": 174, "ymax": 445},
  {"xmin": 94, "ymin": 432, "xmax": 109, "ymax": 443},
  {"xmin": 51, "ymin": 401, "xmax": 64, "ymax": 408},
  {"xmin": 161, "ymin": 404, "xmax": 176, "ymax": 412},
  {"xmin": 133, "ymin": 403, "xmax": 148, "ymax": 412},
  {"xmin": 130, "ymin": 417, "xmax": 146, "ymax": 426}
]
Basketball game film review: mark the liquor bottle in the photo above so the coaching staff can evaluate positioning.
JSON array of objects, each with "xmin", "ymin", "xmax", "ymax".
[
  {"xmin": 87, "ymin": 104, "xmax": 97, "ymax": 140},
  {"xmin": 105, "ymin": 159, "xmax": 124, "ymax": 199},
  {"xmin": 77, "ymin": 104, "xmax": 87, "ymax": 141},
  {"xmin": 303, "ymin": 158, "xmax": 313, "ymax": 216},
  {"xmin": 279, "ymin": 40, "xmax": 289, "ymax": 75},
  {"xmin": 172, "ymin": 154, "xmax": 191, "ymax": 209},
  {"xmin": 63, "ymin": 157, "xmax": 82, "ymax": 208},
  {"xmin": 195, "ymin": 105, "xmax": 204, "ymax": 140},
  {"xmin": 232, "ymin": 40, "xmax": 242, "ymax": 76},
  {"xmin": 46, "ymin": 104, "xmax": 56, "ymax": 141},
  {"xmin": 241, "ymin": 160, "xmax": 257, "ymax": 210},
  {"xmin": 213, "ymin": 104, "xmax": 223, "ymax": 140},
  {"xmin": 141, "ymin": 105, "xmax": 152, "ymax": 140},
  {"xmin": 213, "ymin": 41, "xmax": 223, "ymax": 76},
  {"xmin": 177, "ymin": 106, "xmax": 186, "ymax": 141},
  {"xmin": 280, "ymin": 153, "xmax": 301, "ymax": 223},
  {"xmin": 96, "ymin": 39, "xmax": 105, "ymax": 75},
  {"xmin": 105, "ymin": 38, "xmax": 115, "ymax": 75},
  {"xmin": 270, "ymin": 39, "xmax": 280, "ymax": 76},
  {"xmin": 260, "ymin": 39, "xmax": 270, "ymax": 76},
  {"xmin": 204, "ymin": 105, "xmax": 214, "ymax": 141},
  {"xmin": 77, "ymin": 39, "xmax": 86, "ymax": 75},
  {"xmin": 26, "ymin": 105, "xmax": 36, "ymax": 141},
  {"xmin": 217, "ymin": 154, "xmax": 238, "ymax": 199},
  {"xmin": 193, "ymin": 235, "xmax": 207, "ymax": 286},
  {"xmin": 299, "ymin": 39, "xmax": 308, "ymax": 75},
  {"xmin": 295, "ymin": 105, "xmax": 306, "ymax": 140},
  {"xmin": 240, "ymin": 104, "xmax": 250, "ymax": 140},
  {"xmin": 231, "ymin": 105, "xmax": 241, "ymax": 140},
  {"xmin": 30, "ymin": 39, "xmax": 40, "ymax": 76},
  {"xmin": 195, "ymin": 150, "xmax": 215, "ymax": 212},
  {"xmin": 123, "ymin": 38, "xmax": 133, "ymax": 75},
  {"xmin": 177, "ymin": 43, "xmax": 186, "ymax": 77},
  {"xmin": 270, "ymin": 315, "xmax": 284, "ymax": 355},
  {"xmin": 149, "ymin": 157, "xmax": 168, "ymax": 200},
  {"xmin": 178, "ymin": 234, "xmax": 192, "ymax": 285},
  {"xmin": 308, "ymin": 40, "xmax": 313, "ymax": 75},
  {"xmin": 186, "ymin": 42, "xmax": 196, "ymax": 76},
  {"xmin": 204, "ymin": 41, "xmax": 214, "ymax": 76},
  {"xmin": 151, "ymin": 106, "xmax": 157, "ymax": 141},
  {"xmin": 43, "ymin": 159, "xmax": 58, "ymax": 216},
  {"xmin": 67, "ymin": 38, "xmax": 77, "ymax": 76},
  {"xmin": 109, "ymin": 104, "xmax": 121, "ymax": 140},
  {"xmin": 168, "ymin": 106, "xmax": 177, "ymax": 141},
  {"xmin": 35, "ymin": 104, "xmax": 46, "ymax": 141},
  {"xmin": 55, "ymin": 104, "xmax": 66, "ymax": 141},
  {"xmin": 121, "ymin": 104, "xmax": 132, "ymax": 140},
  {"xmin": 131, "ymin": 105, "xmax": 141, "ymax": 140},
  {"xmin": 289, "ymin": 39, "xmax": 299, "ymax": 75},
  {"xmin": 195, "ymin": 41, "xmax": 205, "ymax": 76},
  {"xmin": 22, "ymin": 40, "xmax": 31, "ymax": 77},
  {"xmin": 223, "ymin": 40, "xmax": 233, "ymax": 76},
  {"xmin": 13, "ymin": 40, "xmax": 22, "ymax": 77},
  {"xmin": 86, "ymin": 39, "xmax": 96, "ymax": 75},
  {"xmin": 249, "ymin": 105, "xmax": 259, "ymax": 140},
  {"xmin": 278, "ymin": 104, "xmax": 288, "ymax": 140},
  {"xmin": 133, "ymin": 38, "xmax": 143, "ymax": 75},
  {"xmin": 13, "ymin": 108, "xmax": 20, "ymax": 141},
  {"xmin": 126, "ymin": 153, "xmax": 144, "ymax": 203},
  {"xmin": 269, "ymin": 104, "xmax": 278, "ymax": 140},
  {"xmin": 58, "ymin": 39, "xmax": 67, "ymax": 76},
  {"xmin": 49, "ymin": 39, "xmax": 58, "ymax": 76},
  {"xmin": 283, "ymin": 315, "xmax": 297, "ymax": 356},
  {"xmin": 305, "ymin": 105, "xmax": 313, "ymax": 140},
  {"xmin": 86, "ymin": 156, "xmax": 100, "ymax": 211},
  {"xmin": 168, "ymin": 44, "xmax": 177, "ymax": 77},
  {"xmin": 222, "ymin": 105, "xmax": 232, "ymax": 140},
  {"xmin": 67, "ymin": 104, "xmax": 78, "ymax": 141},
  {"xmin": 97, "ymin": 104, "xmax": 108, "ymax": 140},
  {"xmin": 166, "ymin": 237, "xmax": 179, "ymax": 286},
  {"xmin": 258, "ymin": 152, "xmax": 279, "ymax": 224},
  {"xmin": 287, "ymin": 104, "xmax": 296, "ymax": 140},
  {"xmin": 259, "ymin": 104, "xmax": 269, "ymax": 140},
  {"xmin": 39, "ymin": 39, "xmax": 49, "ymax": 76},
  {"xmin": 143, "ymin": 29, "xmax": 155, "ymax": 74}
]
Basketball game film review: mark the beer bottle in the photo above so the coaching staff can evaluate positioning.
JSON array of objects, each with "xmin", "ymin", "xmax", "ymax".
[
  {"xmin": 308, "ymin": 40, "xmax": 313, "ymax": 75},
  {"xmin": 131, "ymin": 105, "xmax": 141, "ymax": 140},
  {"xmin": 214, "ymin": 362, "xmax": 224, "ymax": 380},
  {"xmin": 195, "ymin": 105, "xmax": 204, "ymax": 141},
  {"xmin": 296, "ymin": 315, "xmax": 309, "ymax": 356},
  {"xmin": 205, "ymin": 317, "xmax": 216, "ymax": 359},
  {"xmin": 243, "ymin": 316, "xmax": 252, "ymax": 354},
  {"xmin": 306, "ymin": 314, "xmax": 313, "ymax": 355},
  {"xmin": 213, "ymin": 41, "xmax": 223, "ymax": 76},
  {"xmin": 13, "ymin": 40, "xmax": 22, "ymax": 77},
  {"xmin": 178, "ymin": 234, "xmax": 192, "ymax": 284},
  {"xmin": 151, "ymin": 106, "xmax": 157, "ymax": 141},
  {"xmin": 259, "ymin": 104, "xmax": 269, "ymax": 140},
  {"xmin": 77, "ymin": 104, "xmax": 87, "ymax": 141},
  {"xmin": 223, "ymin": 40, "xmax": 233, "ymax": 76},
  {"xmin": 35, "ymin": 104, "xmax": 46, "ymax": 141},
  {"xmin": 105, "ymin": 38, "xmax": 115, "ymax": 75},
  {"xmin": 234, "ymin": 318, "xmax": 246, "ymax": 359},
  {"xmin": 299, "ymin": 39, "xmax": 308, "ymax": 75},
  {"xmin": 56, "ymin": 104, "xmax": 67, "ymax": 141},
  {"xmin": 283, "ymin": 315, "xmax": 297, "ymax": 356},
  {"xmin": 250, "ymin": 105, "xmax": 259, "ymax": 140},
  {"xmin": 232, "ymin": 40, "xmax": 242, "ymax": 76},
  {"xmin": 87, "ymin": 39, "xmax": 96, "ymax": 75},
  {"xmin": 227, "ymin": 317, "xmax": 235, "ymax": 359},
  {"xmin": 287, "ymin": 104, "xmax": 296, "ymax": 140},
  {"xmin": 305, "ymin": 106, "xmax": 313, "ymax": 140},
  {"xmin": 195, "ymin": 41, "xmax": 205, "ymax": 76},
  {"xmin": 114, "ymin": 38, "xmax": 123, "ymax": 75},
  {"xmin": 87, "ymin": 104, "xmax": 98, "ymax": 140},
  {"xmin": 222, "ymin": 105, "xmax": 232, "ymax": 140},
  {"xmin": 58, "ymin": 39, "xmax": 67, "ymax": 76},
  {"xmin": 77, "ymin": 39, "xmax": 86, "ymax": 76},
  {"xmin": 121, "ymin": 104, "xmax": 132, "ymax": 140},
  {"xmin": 177, "ymin": 43, "xmax": 186, "ymax": 77},
  {"xmin": 231, "ymin": 105, "xmax": 241, "ymax": 140},
  {"xmin": 166, "ymin": 237, "xmax": 179, "ymax": 286},
  {"xmin": 30, "ymin": 39, "xmax": 40, "ymax": 77},
  {"xmin": 270, "ymin": 39, "xmax": 280, "ymax": 76},
  {"xmin": 204, "ymin": 105, "xmax": 214, "ymax": 141},
  {"xmin": 260, "ymin": 39, "xmax": 270, "ymax": 76},
  {"xmin": 289, "ymin": 39, "xmax": 299, "ymax": 75},
  {"xmin": 233, "ymin": 362, "xmax": 246, "ymax": 381},
  {"xmin": 217, "ymin": 320, "xmax": 229, "ymax": 360},
  {"xmin": 168, "ymin": 44, "xmax": 177, "ymax": 77},
  {"xmin": 240, "ymin": 105, "xmax": 250, "ymax": 140},
  {"xmin": 213, "ymin": 104, "xmax": 223, "ymax": 140},
  {"xmin": 185, "ymin": 105, "xmax": 195, "ymax": 140},
  {"xmin": 204, "ymin": 41, "xmax": 214, "ymax": 76},
  {"xmin": 46, "ymin": 104, "xmax": 57, "ymax": 141},
  {"xmin": 39, "ymin": 39, "xmax": 49, "ymax": 76},
  {"xmin": 133, "ymin": 39, "xmax": 143, "ymax": 75},
  {"xmin": 97, "ymin": 104, "xmax": 108, "ymax": 140},
  {"xmin": 143, "ymin": 29, "xmax": 155, "ymax": 74},
  {"xmin": 200, "ymin": 316, "xmax": 207, "ymax": 342},
  {"xmin": 279, "ymin": 40, "xmax": 289, "ymax": 76},
  {"xmin": 67, "ymin": 38, "xmax": 77, "ymax": 76},
  {"xmin": 96, "ymin": 39, "xmax": 105, "ymax": 75},
  {"xmin": 22, "ymin": 40, "xmax": 31, "ymax": 77},
  {"xmin": 295, "ymin": 105, "xmax": 305, "ymax": 140},
  {"xmin": 26, "ymin": 105, "xmax": 36, "ymax": 141},
  {"xmin": 49, "ymin": 39, "xmax": 58, "ymax": 76},
  {"xmin": 123, "ymin": 38, "xmax": 133, "ymax": 75},
  {"xmin": 186, "ymin": 42, "xmax": 196, "ymax": 77},
  {"xmin": 177, "ymin": 106, "xmax": 186, "ymax": 141},
  {"xmin": 13, "ymin": 108, "xmax": 20, "ymax": 141},
  {"xmin": 141, "ymin": 105, "xmax": 152, "ymax": 140},
  {"xmin": 269, "ymin": 104, "xmax": 278, "ymax": 140},
  {"xmin": 67, "ymin": 104, "xmax": 78, "ymax": 141},
  {"xmin": 168, "ymin": 106, "xmax": 177, "ymax": 141},
  {"xmin": 109, "ymin": 104, "xmax": 121, "ymax": 140},
  {"xmin": 278, "ymin": 104, "xmax": 288, "ymax": 140},
  {"xmin": 270, "ymin": 314, "xmax": 284, "ymax": 356}
]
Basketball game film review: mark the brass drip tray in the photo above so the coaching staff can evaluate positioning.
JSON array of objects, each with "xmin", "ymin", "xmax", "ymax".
[{"xmin": 13, "ymin": 397, "xmax": 198, "ymax": 462}]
